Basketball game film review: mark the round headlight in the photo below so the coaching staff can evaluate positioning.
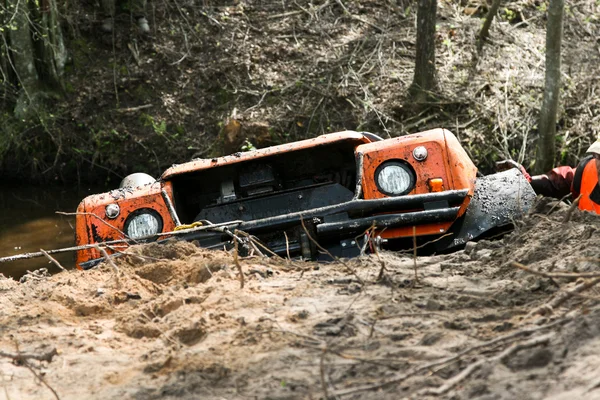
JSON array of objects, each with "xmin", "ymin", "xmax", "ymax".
[
  {"xmin": 375, "ymin": 161, "xmax": 416, "ymax": 196},
  {"xmin": 124, "ymin": 209, "xmax": 163, "ymax": 240}
]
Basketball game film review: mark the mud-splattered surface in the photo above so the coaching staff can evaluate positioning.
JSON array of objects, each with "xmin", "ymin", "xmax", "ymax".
[{"xmin": 2, "ymin": 201, "xmax": 600, "ymax": 399}]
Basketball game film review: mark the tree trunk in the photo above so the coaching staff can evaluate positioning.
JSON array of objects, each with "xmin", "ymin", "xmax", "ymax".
[
  {"xmin": 9, "ymin": 0, "xmax": 40, "ymax": 119},
  {"xmin": 535, "ymin": 0, "xmax": 564, "ymax": 174},
  {"xmin": 477, "ymin": 0, "xmax": 503, "ymax": 52},
  {"xmin": 409, "ymin": 0, "xmax": 438, "ymax": 103},
  {"xmin": 36, "ymin": 0, "xmax": 67, "ymax": 89},
  {"xmin": 2, "ymin": 0, "xmax": 66, "ymax": 119}
]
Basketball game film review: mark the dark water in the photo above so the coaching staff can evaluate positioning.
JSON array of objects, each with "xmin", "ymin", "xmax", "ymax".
[{"xmin": 0, "ymin": 185, "xmax": 106, "ymax": 279}]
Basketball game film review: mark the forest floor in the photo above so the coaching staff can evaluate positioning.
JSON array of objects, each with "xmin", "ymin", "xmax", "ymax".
[
  {"xmin": 4, "ymin": 0, "xmax": 600, "ymax": 182},
  {"xmin": 3, "ymin": 200, "xmax": 600, "ymax": 399}
]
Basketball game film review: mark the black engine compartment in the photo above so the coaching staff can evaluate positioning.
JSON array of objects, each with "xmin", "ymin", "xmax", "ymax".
[{"xmin": 170, "ymin": 139, "xmax": 360, "ymax": 224}]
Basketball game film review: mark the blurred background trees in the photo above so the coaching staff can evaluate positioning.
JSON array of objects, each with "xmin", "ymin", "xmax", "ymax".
[
  {"xmin": 1, "ymin": 0, "xmax": 66, "ymax": 119},
  {"xmin": 0, "ymin": 0, "xmax": 593, "ymax": 183}
]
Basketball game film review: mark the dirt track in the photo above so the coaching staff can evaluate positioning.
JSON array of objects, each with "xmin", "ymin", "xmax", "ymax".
[{"xmin": 2, "ymin": 200, "xmax": 600, "ymax": 399}]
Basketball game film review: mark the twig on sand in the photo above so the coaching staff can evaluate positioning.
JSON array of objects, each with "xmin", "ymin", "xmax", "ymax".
[
  {"xmin": 511, "ymin": 261, "xmax": 600, "ymax": 279},
  {"xmin": 22, "ymin": 361, "xmax": 61, "ymax": 400},
  {"xmin": 330, "ymin": 317, "xmax": 568, "ymax": 397},
  {"xmin": 0, "ymin": 348, "xmax": 58, "ymax": 363},
  {"xmin": 319, "ymin": 349, "xmax": 329, "ymax": 399},
  {"xmin": 546, "ymin": 193, "xmax": 572, "ymax": 215},
  {"xmin": 94, "ymin": 245, "xmax": 119, "ymax": 274},
  {"xmin": 39, "ymin": 249, "xmax": 66, "ymax": 271},
  {"xmin": 533, "ymin": 276, "xmax": 600, "ymax": 316},
  {"xmin": 283, "ymin": 231, "xmax": 291, "ymax": 260},
  {"xmin": 94, "ymin": 245, "xmax": 121, "ymax": 289},
  {"xmin": 511, "ymin": 261, "xmax": 600, "ymax": 315},
  {"xmin": 0, "ymin": 347, "xmax": 60, "ymax": 400},
  {"xmin": 377, "ymin": 312, "xmax": 445, "ymax": 320},
  {"xmin": 299, "ymin": 217, "xmax": 364, "ymax": 286},
  {"xmin": 418, "ymin": 333, "xmax": 554, "ymax": 396},
  {"xmin": 563, "ymin": 194, "xmax": 581, "ymax": 223},
  {"xmin": 233, "ymin": 236, "xmax": 245, "ymax": 289},
  {"xmin": 412, "ymin": 225, "xmax": 418, "ymax": 285}
]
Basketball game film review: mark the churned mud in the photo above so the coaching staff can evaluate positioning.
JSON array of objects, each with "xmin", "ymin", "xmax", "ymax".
[{"xmin": 2, "ymin": 201, "xmax": 600, "ymax": 399}]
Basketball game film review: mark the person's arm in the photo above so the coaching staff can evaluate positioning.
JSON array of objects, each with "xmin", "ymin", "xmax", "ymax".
[
  {"xmin": 496, "ymin": 159, "xmax": 579, "ymax": 199},
  {"xmin": 529, "ymin": 166, "xmax": 576, "ymax": 198}
]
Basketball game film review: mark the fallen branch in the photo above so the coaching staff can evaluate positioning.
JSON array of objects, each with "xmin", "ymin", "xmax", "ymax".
[
  {"xmin": 419, "ymin": 333, "xmax": 553, "ymax": 396},
  {"xmin": 335, "ymin": 0, "xmax": 383, "ymax": 32},
  {"xmin": 22, "ymin": 361, "xmax": 61, "ymax": 400},
  {"xmin": 116, "ymin": 104, "xmax": 153, "ymax": 113},
  {"xmin": 0, "ymin": 347, "xmax": 58, "ymax": 363},
  {"xmin": 511, "ymin": 261, "xmax": 600, "ymax": 315},
  {"xmin": 377, "ymin": 312, "xmax": 445, "ymax": 320},
  {"xmin": 546, "ymin": 192, "xmax": 572, "ymax": 215},
  {"xmin": 510, "ymin": 261, "xmax": 600, "ymax": 278},
  {"xmin": 319, "ymin": 349, "xmax": 329, "ymax": 400},
  {"xmin": 331, "ymin": 317, "xmax": 568, "ymax": 397},
  {"xmin": 267, "ymin": 10, "xmax": 303, "ymax": 19},
  {"xmin": 533, "ymin": 276, "xmax": 600, "ymax": 316},
  {"xmin": 1, "ymin": 345, "xmax": 60, "ymax": 399}
]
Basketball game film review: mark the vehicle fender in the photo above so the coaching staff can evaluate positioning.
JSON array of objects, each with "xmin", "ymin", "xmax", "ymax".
[{"xmin": 438, "ymin": 168, "xmax": 536, "ymax": 250}]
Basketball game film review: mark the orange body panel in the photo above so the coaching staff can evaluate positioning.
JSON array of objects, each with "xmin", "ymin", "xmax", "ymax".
[
  {"xmin": 75, "ymin": 182, "xmax": 177, "ymax": 267},
  {"xmin": 356, "ymin": 128, "xmax": 477, "ymax": 239},
  {"xmin": 162, "ymin": 131, "xmax": 372, "ymax": 179}
]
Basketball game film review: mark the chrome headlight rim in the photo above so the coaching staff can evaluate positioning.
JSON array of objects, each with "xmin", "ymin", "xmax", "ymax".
[
  {"xmin": 123, "ymin": 208, "xmax": 163, "ymax": 241},
  {"xmin": 374, "ymin": 160, "xmax": 416, "ymax": 196}
]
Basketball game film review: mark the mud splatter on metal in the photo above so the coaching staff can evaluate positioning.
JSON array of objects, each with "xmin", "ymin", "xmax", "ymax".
[{"xmin": 449, "ymin": 168, "xmax": 536, "ymax": 247}]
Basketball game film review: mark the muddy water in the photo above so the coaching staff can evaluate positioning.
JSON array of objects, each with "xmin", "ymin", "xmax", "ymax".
[{"xmin": 0, "ymin": 185, "xmax": 105, "ymax": 279}]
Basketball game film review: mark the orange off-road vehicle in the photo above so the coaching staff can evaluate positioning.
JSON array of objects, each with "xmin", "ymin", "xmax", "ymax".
[{"xmin": 74, "ymin": 129, "xmax": 535, "ymax": 269}]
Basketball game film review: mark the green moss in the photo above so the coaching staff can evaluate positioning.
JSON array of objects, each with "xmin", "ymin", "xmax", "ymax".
[
  {"xmin": 70, "ymin": 38, "xmax": 96, "ymax": 70},
  {"xmin": 216, "ymin": 88, "xmax": 233, "ymax": 106}
]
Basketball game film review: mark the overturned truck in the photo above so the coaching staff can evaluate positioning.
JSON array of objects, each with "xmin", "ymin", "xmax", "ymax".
[{"xmin": 74, "ymin": 129, "xmax": 535, "ymax": 269}]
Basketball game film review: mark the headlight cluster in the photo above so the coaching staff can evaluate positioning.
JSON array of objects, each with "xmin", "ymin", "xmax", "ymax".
[
  {"xmin": 124, "ymin": 209, "xmax": 163, "ymax": 240},
  {"xmin": 375, "ymin": 161, "xmax": 416, "ymax": 196}
]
